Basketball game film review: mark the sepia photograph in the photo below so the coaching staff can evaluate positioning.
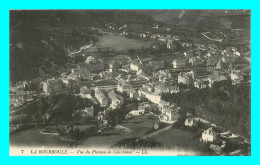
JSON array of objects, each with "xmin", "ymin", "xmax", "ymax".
[{"xmin": 9, "ymin": 9, "xmax": 251, "ymax": 156}]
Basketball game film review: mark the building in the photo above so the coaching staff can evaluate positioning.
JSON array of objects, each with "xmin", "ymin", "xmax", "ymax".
[
  {"xmin": 173, "ymin": 58, "xmax": 187, "ymax": 69},
  {"xmin": 70, "ymin": 65, "xmax": 92, "ymax": 81},
  {"xmin": 215, "ymin": 58, "xmax": 230, "ymax": 71},
  {"xmin": 168, "ymin": 85, "xmax": 179, "ymax": 93},
  {"xmin": 61, "ymin": 77, "xmax": 76, "ymax": 88},
  {"xmin": 191, "ymin": 69, "xmax": 212, "ymax": 81},
  {"xmin": 117, "ymin": 82, "xmax": 131, "ymax": 93},
  {"xmin": 99, "ymin": 71, "xmax": 112, "ymax": 79},
  {"xmin": 138, "ymin": 87, "xmax": 161, "ymax": 104},
  {"xmin": 202, "ymin": 127, "xmax": 217, "ymax": 142},
  {"xmin": 109, "ymin": 60, "xmax": 117, "ymax": 73},
  {"xmin": 80, "ymin": 106, "xmax": 94, "ymax": 118},
  {"xmin": 42, "ymin": 78, "xmax": 62, "ymax": 94},
  {"xmin": 159, "ymin": 35, "xmax": 167, "ymax": 42},
  {"xmin": 95, "ymin": 88, "xmax": 109, "ymax": 107},
  {"xmin": 155, "ymin": 70, "xmax": 174, "ymax": 82},
  {"xmin": 184, "ymin": 51, "xmax": 194, "ymax": 58},
  {"xmin": 194, "ymin": 79, "xmax": 208, "ymax": 89},
  {"xmin": 10, "ymin": 91, "xmax": 37, "ymax": 107},
  {"xmin": 130, "ymin": 59, "xmax": 143, "ymax": 71},
  {"xmin": 208, "ymin": 74, "xmax": 227, "ymax": 88},
  {"xmin": 128, "ymin": 109, "xmax": 145, "ymax": 116},
  {"xmin": 94, "ymin": 80, "xmax": 118, "ymax": 91},
  {"xmin": 167, "ymin": 40, "xmax": 174, "ymax": 49},
  {"xmin": 80, "ymin": 86, "xmax": 91, "ymax": 99},
  {"xmin": 185, "ymin": 117, "xmax": 197, "ymax": 127},
  {"xmin": 10, "ymin": 81, "xmax": 28, "ymax": 93},
  {"xmin": 164, "ymin": 106, "xmax": 181, "ymax": 122},
  {"xmin": 189, "ymin": 56, "xmax": 203, "ymax": 66},
  {"xmin": 155, "ymin": 84, "xmax": 169, "ymax": 94},
  {"xmin": 158, "ymin": 100, "xmax": 170, "ymax": 113},
  {"xmin": 140, "ymin": 33, "xmax": 147, "ymax": 38},
  {"xmin": 137, "ymin": 69, "xmax": 151, "ymax": 81},
  {"xmin": 143, "ymin": 83, "xmax": 154, "ymax": 92},
  {"xmin": 181, "ymin": 42, "xmax": 193, "ymax": 48},
  {"xmin": 220, "ymin": 131, "xmax": 232, "ymax": 138},
  {"xmin": 129, "ymin": 88, "xmax": 139, "ymax": 99},
  {"xmin": 207, "ymin": 55, "xmax": 219, "ymax": 70},
  {"xmin": 230, "ymin": 70, "xmax": 243, "ymax": 85},
  {"xmin": 108, "ymin": 90, "xmax": 124, "ymax": 109},
  {"xmin": 153, "ymin": 60, "xmax": 165, "ymax": 70},
  {"xmin": 194, "ymin": 44, "xmax": 206, "ymax": 51},
  {"xmin": 67, "ymin": 72, "xmax": 80, "ymax": 81},
  {"xmin": 84, "ymin": 56, "xmax": 105, "ymax": 72},
  {"xmin": 178, "ymin": 72, "xmax": 193, "ymax": 85},
  {"xmin": 191, "ymin": 69, "xmax": 211, "ymax": 88}
]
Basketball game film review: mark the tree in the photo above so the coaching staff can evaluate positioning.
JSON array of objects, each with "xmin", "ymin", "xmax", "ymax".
[{"xmin": 114, "ymin": 114, "xmax": 121, "ymax": 126}]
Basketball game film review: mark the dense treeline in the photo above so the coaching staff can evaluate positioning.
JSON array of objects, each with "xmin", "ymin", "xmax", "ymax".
[
  {"xmin": 11, "ymin": 94, "xmax": 93, "ymax": 125},
  {"xmin": 162, "ymin": 80, "xmax": 251, "ymax": 138}
]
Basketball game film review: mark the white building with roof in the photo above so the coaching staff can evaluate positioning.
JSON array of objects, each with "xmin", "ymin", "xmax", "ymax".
[
  {"xmin": 80, "ymin": 106, "xmax": 94, "ymax": 118},
  {"xmin": 130, "ymin": 59, "xmax": 143, "ymax": 71},
  {"xmin": 164, "ymin": 106, "xmax": 181, "ymax": 122},
  {"xmin": 173, "ymin": 58, "xmax": 187, "ymax": 69},
  {"xmin": 178, "ymin": 72, "xmax": 193, "ymax": 85},
  {"xmin": 108, "ymin": 90, "xmax": 124, "ymax": 109},
  {"xmin": 117, "ymin": 82, "xmax": 131, "ymax": 93},
  {"xmin": 80, "ymin": 86, "xmax": 91, "ymax": 99},
  {"xmin": 155, "ymin": 84, "xmax": 169, "ymax": 94},
  {"xmin": 129, "ymin": 88, "xmax": 139, "ymax": 99},
  {"xmin": 158, "ymin": 100, "xmax": 170, "ymax": 113},
  {"xmin": 230, "ymin": 70, "xmax": 243, "ymax": 84},
  {"xmin": 168, "ymin": 85, "xmax": 179, "ymax": 93},
  {"xmin": 95, "ymin": 88, "xmax": 108, "ymax": 107},
  {"xmin": 138, "ymin": 87, "xmax": 161, "ymax": 104},
  {"xmin": 202, "ymin": 127, "xmax": 217, "ymax": 142},
  {"xmin": 185, "ymin": 117, "xmax": 197, "ymax": 127},
  {"xmin": 42, "ymin": 78, "xmax": 62, "ymax": 94}
]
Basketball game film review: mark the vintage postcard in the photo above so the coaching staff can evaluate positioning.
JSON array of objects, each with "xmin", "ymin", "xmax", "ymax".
[{"xmin": 9, "ymin": 10, "xmax": 251, "ymax": 156}]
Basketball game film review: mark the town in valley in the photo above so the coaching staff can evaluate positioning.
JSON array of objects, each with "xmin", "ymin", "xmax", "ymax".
[{"xmin": 9, "ymin": 10, "xmax": 251, "ymax": 156}]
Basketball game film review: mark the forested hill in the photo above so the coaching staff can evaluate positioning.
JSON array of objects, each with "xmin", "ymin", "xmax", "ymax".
[
  {"xmin": 10, "ymin": 10, "xmax": 156, "ymax": 83},
  {"xmin": 139, "ymin": 10, "xmax": 251, "ymax": 30}
]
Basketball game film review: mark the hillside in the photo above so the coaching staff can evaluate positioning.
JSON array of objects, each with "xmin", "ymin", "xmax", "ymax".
[
  {"xmin": 9, "ymin": 10, "xmax": 156, "ymax": 83},
  {"xmin": 139, "ymin": 10, "xmax": 251, "ymax": 30}
]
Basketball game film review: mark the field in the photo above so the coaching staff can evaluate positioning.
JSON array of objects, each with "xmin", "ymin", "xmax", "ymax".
[
  {"xmin": 84, "ymin": 32, "xmax": 153, "ymax": 52},
  {"xmin": 10, "ymin": 128, "xmax": 67, "ymax": 147},
  {"xmin": 10, "ymin": 124, "xmax": 96, "ymax": 147},
  {"xmin": 150, "ymin": 129, "xmax": 215, "ymax": 155},
  {"xmin": 78, "ymin": 115, "xmax": 154, "ymax": 148},
  {"xmin": 10, "ymin": 116, "xmax": 154, "ymax": 148}
]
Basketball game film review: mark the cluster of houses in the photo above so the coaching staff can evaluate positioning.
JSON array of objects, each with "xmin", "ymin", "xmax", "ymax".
[
  {"xmin": 39, "ymin": 56, "xmax": 106, "ymax": 95},
  {"xmin": 175, "ymin": 55, "xmax": 246, "ymax": 89},
  {"xmin": 184, "ymin": 117, "xmax": 250, "ymax": 155},
  {"xmin": 94, "ymin": 87, "xmax": 124, "ymax": 110},
  {"xmin": 103, "ymin": 21, "xmax": 249, "ymax": 87},
  {"xmin": 20, "ymin": 46, "xmax": 247, "ymax": 127},
  {"xmin": 42, "ymin": 78, "xmax": 63, "ymax": 94},
  {"xmin": 10, "ymin": 81, "xmax": 37, "ymax": 107},
  {"xmin": 68, "ymin": 54, "xmax": 184, "ymax": 124},
  {"xmin": 34, "ymin": 37, "xmax": 248, "ymax": 99}
]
